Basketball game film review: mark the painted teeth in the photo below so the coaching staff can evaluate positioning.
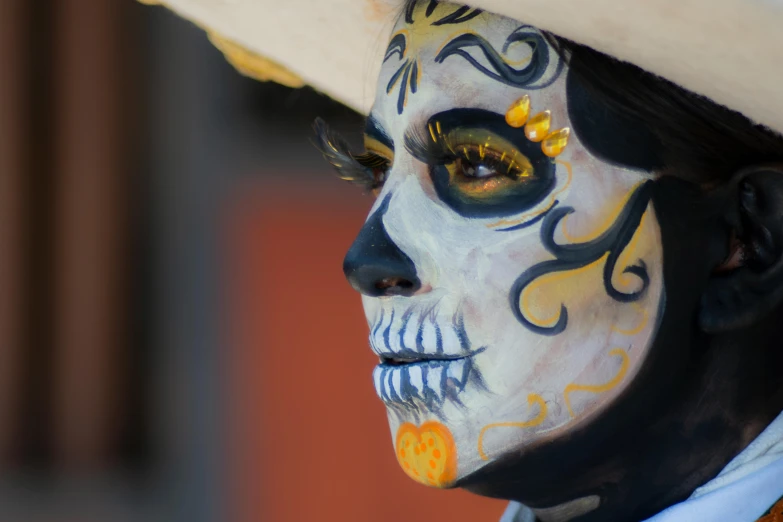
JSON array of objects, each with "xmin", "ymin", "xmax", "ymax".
[
  {"xmin": 369, "ymin": 308, "xmax": 479, "ymax": 411},
  {"xmin": 373, "ymin": 366, "xmax": 383, "ymax": 393},
  {"xmin": 391, "ymin": 369, "xmax": 402, "ymax": 397},
  {"xmin": 426, "ymin": 366, "xmax": 444, "ymax": 400},
  {"xmin": 402, "ymin": 318, "xmax": 418, "ymax": 352},
  {"xmin": 447, "ymin": 358, "xmax": 466, "ymax": 385},
  {"xmin": 369, "ymin": 308, "xmax": 473, "ymax": 358},
  {"xmin": 408, "ymin": 365, "xmax": 424, "ymax": 395},
  {"xmin": 440, "ymin": 327, "xmax": 463, "ymax": 357}
]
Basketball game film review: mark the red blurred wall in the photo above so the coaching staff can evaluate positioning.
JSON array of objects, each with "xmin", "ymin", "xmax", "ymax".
[{"xmin": 225, "ymin": 183, "xmax": 506, "ymax": 522}]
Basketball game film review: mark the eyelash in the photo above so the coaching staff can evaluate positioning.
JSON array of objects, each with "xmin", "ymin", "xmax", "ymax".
[
  {"xmin": 313, "ymin": 118, "xmax": 392, "ymax": 193},
  {"xmin": 404, "ymin": 126, "xmax": 530, "ymax": 180}
]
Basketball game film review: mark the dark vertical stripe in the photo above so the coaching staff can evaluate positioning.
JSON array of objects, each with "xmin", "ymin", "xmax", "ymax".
[
  {"xmin": 434, "ymin": 323, "xmax": 443, "ymax": 354},
  {"xmin": 404, "ymin": 0, "xmax": 417, "ymax": 23},
  {"xmin": 415, "ymin": 321, "xmax": 425, "ymax": 353},
  {"xmin": 383, "ymin": 309, "xmax": 395, "ymax": 352},
  {"xmin": 396, "ymin": 63, "xmax": 411, "ymax": 115},
  {"xmin": 410, "ymin": 60, "xmax": 419, "ymax": 94},
  {"xmin": 386, "ymin": 60, "xmax": 408, "ymax": 94},
  {"xmin": 20, "ymin": 0, "xmax": 55, "ymax": 468}
]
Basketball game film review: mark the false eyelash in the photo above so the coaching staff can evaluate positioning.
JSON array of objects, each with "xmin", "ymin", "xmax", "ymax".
[
  {"xmin": 312, "ymin": 118, "xmax": 388, "ymax": 192},
  {"xmin": 405, "ymin": 125, "xmax": 535, "ymax": 181},
  {"xmin": 405, "ymin": 125, "xmax": 514, "ymax": 170},
  {"xmin": 403, "ymin": 124, "xmax": 453, "ymax": 165}
]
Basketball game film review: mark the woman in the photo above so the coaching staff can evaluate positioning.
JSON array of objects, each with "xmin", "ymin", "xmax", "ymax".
[{"xmin": 144, "ymin": 1, "xmax": 783, "ymax": 520}]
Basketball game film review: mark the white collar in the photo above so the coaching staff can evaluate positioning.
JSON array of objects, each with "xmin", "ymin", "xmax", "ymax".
[{"xmin": 500, "ymin": 410, "xmax": 783, "ymax": 522}]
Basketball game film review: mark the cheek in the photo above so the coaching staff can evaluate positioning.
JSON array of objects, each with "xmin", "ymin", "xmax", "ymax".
[{"xmin": 456, "ymin": 178, "xmax": 664, "ymax": 441}]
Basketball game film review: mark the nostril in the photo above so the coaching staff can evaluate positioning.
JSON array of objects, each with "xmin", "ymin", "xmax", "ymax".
[{"xmin": 375, "ymin": 277, "xmax": 415, "ymax": 294}]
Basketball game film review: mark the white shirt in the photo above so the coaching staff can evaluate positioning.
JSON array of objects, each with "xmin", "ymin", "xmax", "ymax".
[{"xmin": 501, "ymin": 411, "xmax": 783, "ymax": 522}]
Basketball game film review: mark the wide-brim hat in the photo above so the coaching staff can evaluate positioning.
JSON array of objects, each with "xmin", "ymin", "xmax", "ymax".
[{"xmin": 142, "ymin": 0, "xmax": 783, "ymax": 135}]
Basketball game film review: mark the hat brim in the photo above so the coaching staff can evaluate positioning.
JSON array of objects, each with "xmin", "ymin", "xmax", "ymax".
[{"xmin": 152, "ymin": 0, "xmax": 783, "ymax": 135}]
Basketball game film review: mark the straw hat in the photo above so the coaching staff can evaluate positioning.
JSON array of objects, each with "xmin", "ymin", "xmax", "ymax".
[{"xmin": 143, "ymin": 0, "xmax": 783, "ymax": 135}]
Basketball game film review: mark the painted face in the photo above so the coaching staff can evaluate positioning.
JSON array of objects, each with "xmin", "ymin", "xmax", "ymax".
[{"xmin": 321, "ymin": 1, "xmax": 665, "ymax": 488}]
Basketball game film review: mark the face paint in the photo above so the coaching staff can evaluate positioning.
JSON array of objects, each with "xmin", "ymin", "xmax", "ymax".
[{"xmin": 331, "ymin": 1, "xmax": 665, "ymax": 487}]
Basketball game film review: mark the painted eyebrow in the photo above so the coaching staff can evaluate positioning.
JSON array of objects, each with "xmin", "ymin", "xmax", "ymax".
[{"xmin": 364, "ymin": 115, "xmax": 395, "ymax": 151}]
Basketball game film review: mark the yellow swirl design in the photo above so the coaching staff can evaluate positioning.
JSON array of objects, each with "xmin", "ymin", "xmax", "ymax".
[
  {"xmin": 564, "ymin": 349, "xmax": 629, "ymax": 418},
  {"xmin": 477, "ymin": 393, "xmax": 548, "ymax": 460}
]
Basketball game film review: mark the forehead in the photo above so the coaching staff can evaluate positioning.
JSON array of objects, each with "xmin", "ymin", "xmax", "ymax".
[{"xmin": 371, "ymin": 1, "xmax": 565, "ymax": 136}]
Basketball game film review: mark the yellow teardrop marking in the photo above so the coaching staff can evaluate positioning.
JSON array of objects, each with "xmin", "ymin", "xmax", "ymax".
[
  {"xmin": 542, "ymin": 128, "xmax": 570, "ymax": 157},
  {"xmin": 505, "ymin": 95, "xmax": 531, "ymax": 128},
  {"xmin": 525, "ymin": 111, "xmax": 551, "ymax": 142}
]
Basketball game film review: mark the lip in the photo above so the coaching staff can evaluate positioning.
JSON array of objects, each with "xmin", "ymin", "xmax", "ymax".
[
  {"xmin": 369, "ymin": 307, "xmax": 484, "ymax": 410},
  {"xmin": 372, "ymin": 347, "xmax": 485, "ymax": 410},
  {"xmin": 377, "ymin": 348, "xmax": 483, "ymax": 367},
  {"xmin": 378, "ymin": 348, "xmax": 484, "ymax": 368}
]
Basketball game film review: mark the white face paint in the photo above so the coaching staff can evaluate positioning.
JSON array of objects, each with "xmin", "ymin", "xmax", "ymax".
[{"xmin": 334, "ymin": 1, "xmax": 665, "ymax": 488}]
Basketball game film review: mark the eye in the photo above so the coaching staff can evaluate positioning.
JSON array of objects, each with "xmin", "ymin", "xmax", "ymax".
[
  {"xmin": 402, "ymin": 108, "xmax": 557, "ymax": 218},
  {"xmin": 370, "ymin": 162, "xmax": 391, "ymax": 195},
  {"xmin": 354, "ymin": 150, "xmax": 393, "ymax": 195},
  {"xmin": 460, "ymin": 161, "xmax": 494, "ymax": 179},
  {"xmin": 448, "ymin": 145, "xmax": 534, "ymax": 188}
]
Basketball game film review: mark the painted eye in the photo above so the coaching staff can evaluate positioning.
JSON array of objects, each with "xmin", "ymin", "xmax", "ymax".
[{"xmin": 451, "ymin": 146, "xmax": 534, "ymax": 184}]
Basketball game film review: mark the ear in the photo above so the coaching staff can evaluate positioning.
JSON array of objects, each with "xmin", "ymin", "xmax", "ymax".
[{"xmin": 699, "ymin": 165, "xmax": 783, "ymax": 333}]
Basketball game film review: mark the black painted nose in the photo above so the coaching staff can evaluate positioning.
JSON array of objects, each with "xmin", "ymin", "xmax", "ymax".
[{"xmin": 343, "ymin": 195, "xmax": 421, "ymax": 297}]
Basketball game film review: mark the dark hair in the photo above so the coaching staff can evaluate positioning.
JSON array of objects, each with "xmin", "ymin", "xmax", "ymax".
[{"xmin": 545, "ymin": 35, "xmax": 783, "ymax": 183}]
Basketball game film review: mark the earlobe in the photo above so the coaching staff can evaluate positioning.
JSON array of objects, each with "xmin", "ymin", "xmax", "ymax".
[{"xmin": 699, "ymin": 165, "xmax": 783, "ymax": 333}]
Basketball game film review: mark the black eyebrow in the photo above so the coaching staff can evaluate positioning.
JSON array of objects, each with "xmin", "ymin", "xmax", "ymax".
[{"xmin": 364, "ymin": 115, "xmax": 395, "ymax": 151}]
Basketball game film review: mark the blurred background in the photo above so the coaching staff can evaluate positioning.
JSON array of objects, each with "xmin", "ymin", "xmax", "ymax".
[{"xmin": 0, "ymin": 1, "xmax": 506, "ymax": 520}]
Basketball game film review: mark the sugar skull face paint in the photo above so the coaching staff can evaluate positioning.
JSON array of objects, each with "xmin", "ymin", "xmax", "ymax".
[{"xmin": 322, "ymin": 1, "xmax": 665, "ymax": 487}]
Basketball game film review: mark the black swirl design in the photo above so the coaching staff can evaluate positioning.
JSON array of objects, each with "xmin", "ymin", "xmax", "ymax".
[
  {"xmin": 431, "ymin": 5, "xmax": 483, "ymax": 26},
  {"xmin": 510, "ymin": 181, "xmax": 654, "ymax": 335},
  {"xmin": 434, "ymin": 25, "xmax": 564, "ymax": 90}
]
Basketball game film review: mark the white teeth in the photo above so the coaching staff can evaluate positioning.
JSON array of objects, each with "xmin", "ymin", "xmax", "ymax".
[
  {"xmin": 426, "ymin": 366, "xmax": 444, "ymax": 400},
  {"xmin": 447, "ymin": 359, "xmax": 466, "ymax": 385},
  {"xmin": 391, "ymin": 370, "xmax": 402, "ymax": 397},
  {"xmin": 368, "ymin": 333, "xmax": 379, "ymax": 355},
  {"xmin": 389, "ymin": 316, "xmax": 403, "ymax": 353},
  {"xmin": 402, "ymin": 316, "xmax": 417, "ymax": 351},
  {"xmin": 420, "ymin": 321, "xmax": 438, "ymax": 352},
  {"xmin": 440, "ymin": 327, "xmax": 462, "ymax": 356},
  {"xmin": 372, "ymin": 366, "xmax": 383, "ymax": 398},
  {"xmin": 408, "ymin": 365, "xmax": 424, "ymax": 395},
  {"xmin": 374, "ymin": 311, "xmax": 393, "ymax": 353}
]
